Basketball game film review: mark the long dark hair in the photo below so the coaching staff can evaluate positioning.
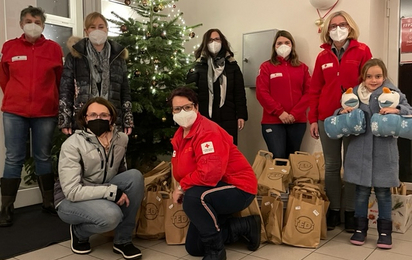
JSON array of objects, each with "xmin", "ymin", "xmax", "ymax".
[
  {"xmin": 270, "ymin": 30, "xmax": 300, "ymax": 67},
  {"xmin": 194, "ymin": 29, "xmax": 234, "ymax": 59}
]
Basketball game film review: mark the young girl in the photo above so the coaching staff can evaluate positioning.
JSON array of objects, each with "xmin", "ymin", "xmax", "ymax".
[{"xmin": 338, "ymin": 58, "xmax": 412, "ymax": 249}]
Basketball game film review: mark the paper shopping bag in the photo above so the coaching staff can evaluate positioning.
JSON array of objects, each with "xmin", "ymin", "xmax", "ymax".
[
  {"xmin": 164, "ymin": 194, "xmax": 190, "ymax": 245},
  {"xmin": 261, "ymin": 191, "xmax": 283, "ymax": 244},
  {"xmin": 289, "ymin": 151, "xmax": 320, "ymax": 181},
  {"xmin": 136, "ymin": 187, "xmax": 167, "ymax": 239},
  {"xmin": 258, "ymin": 159, "xmax": 290, "ymax": 193},
  {"xmin": 252, "ymin": 150, "xmax": 273, "ymax": 179},
  {"xmin": 282, "ymin": 191, "xmax": 323, "ymax": 248}
]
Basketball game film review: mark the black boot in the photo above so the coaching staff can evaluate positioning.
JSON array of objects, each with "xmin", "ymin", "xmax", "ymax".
[
  {"xmin": 327, "ymin": 209, "xmax": 341, "ymax": 230},
  {"xmin": 227, "ymin": 215, "xmax": 261, "ymax": 251},
  {"xmin": 377, "ymin": 219, "xmax": 392, "ymax": 249},
  {"xmin": 350, "ymin": 217, "xmax": 368, "ymax": 246},
  {"xmin": 201, "ymin": 233, "xmax": 226, "ymax": 260},
  {"xmin": 0, "ymin": 178, "xmax": 21, "ymax": 227},
  {"xmin": 37, "ymin": 173, "xmax": 57, "ymax": 215},
  {"xmin": 345, "ymin": 211, "xmax": 355, "ymax": 233}
]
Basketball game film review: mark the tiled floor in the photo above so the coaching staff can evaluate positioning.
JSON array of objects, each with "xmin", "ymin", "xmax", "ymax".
[{"xmin": 6, "ymin": 224, "xmax": 412, "ymax": 260}]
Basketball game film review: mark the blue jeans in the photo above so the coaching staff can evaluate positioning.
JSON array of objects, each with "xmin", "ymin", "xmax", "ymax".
[
  {"xmin": 3, "ymin": 112, "xmax": 57, "ymax": 178},
  {"xmin": 354, "ymin": 185, "xmax": 392, "ymax": 220},
  {"xmin": 318, "ymin": 120, "xmax": 355, "ymax": 211},
  {"xmin": 261, "ymin": 123, "xmax": 306, "ymax": 159},
  {"xmin": 57, "ymin": 169, "xmax": 144, "ymax": 244}
]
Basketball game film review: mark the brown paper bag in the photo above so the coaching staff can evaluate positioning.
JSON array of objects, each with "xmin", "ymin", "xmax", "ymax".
[
  {"xmin": 252, "ymin": 150, "xmax": 273, "ymax": 179},
  {"xmin": 234, "ymin": 197, "xmax": 267, "ymax": 243},
  {"xmin": 136, "ymin": 187, "xmax": 167, "ymax": 239},
  {"xmin": 258, "ymin": 159, "xmax": 290, "ymax": 193},
  {"xmin": 164, "ymin": 194, "xmax": 190, "ymax": 245},
  {"xmin": 282, "ymin": 191, "xmax": 323, "ymax": 248},
  {"xmin": 261, "ymin": 191, "xmax": 283, "ymax": 244},
  {"xmin": 289, "ymin": 151, "xmax": 320, "ymax": 181},
  {"xmin": 313, "ymin": 152, "xmax": 325, "ymax": 185}
]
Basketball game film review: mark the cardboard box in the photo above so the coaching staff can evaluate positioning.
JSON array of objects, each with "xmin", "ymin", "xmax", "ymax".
[{"xmin": 368, "ymin": 183, "xmax": 412, "ymax": 233}]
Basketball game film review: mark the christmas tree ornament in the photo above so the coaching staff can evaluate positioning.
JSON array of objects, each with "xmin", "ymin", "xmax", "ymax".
[
  {"xmin": 173, "ymin": 4, "xmax": 176, "ymax": 8},
  {"xmin": 124, "ymin": 0, "xmax": 131, "ymax": 6},
  {"xmin": 311, "ymin": 0, "xmax": 339, "ymax": 33},
  {"xmin": 153, "ymin": 23, "xmax": 159, "ymax": 28},
  {"xmin": 189, "ymin": 31, "xmax": 195, "ymax": 38},
  {"xmin": 158, "ymin": 4, "xmax": 164, "ymax": 10},
  {"xmin": 154, "ymin": 59, "xmax": 160, "ymax": 64},
  {"xmin": 146, "ymin": 31, "xmax": 151, "ymax": 38},
  {"xmin": 162, "ymin": 117, "xmax": 166, "ymax": 122},
  {"xmin": 120, "ymin": 24, "xmax": 128, "ymax": 32},
  {"xmin": 152, "ymin": 80, "xmax": 157, "ymax": 86},
  {"xmin": 154, "ymin": 6, "xmax": 159, "ymax": 12},
  {"xmin": 134, "ymin": 69, "xmax": 141, "ymax": 77},
  {"xmin": 161, "ymin": 32, "xmax": 166, "ymax": 38},
  {"xmin": 141, "ymin": 0, "xmax": 147, "ymax": 6}
]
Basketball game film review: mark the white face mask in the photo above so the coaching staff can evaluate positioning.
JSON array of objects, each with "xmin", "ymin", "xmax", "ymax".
[
  {"xmin": 276, "ymin": 44, "xmax": 292, "ymax": 58},
  {"xmin": 23, "ymin": 23, "xmax": 43, "ymax": 39},
  {"xmin": 329, "ymin": 26, "xmax": 349, "ymax": 42},
  {"xmin": 88, "ymin": 30, "xmax": 108, "ymax": 45},
  {"xmin": 207, "ymin": 41, "xmax": 222, "ymax": 55},
  {"xmin": 173, "ymin": 110, "xmax": 197, "ymax": 128}
]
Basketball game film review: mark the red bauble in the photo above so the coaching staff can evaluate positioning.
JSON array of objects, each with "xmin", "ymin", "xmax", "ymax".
[
  {"xmin": 124, "ymin": 0, "xmax": 131, "ymax": 6},
  {"xmin": 120, "ymin": 24, "xmax": 128, "ymax": 32}
]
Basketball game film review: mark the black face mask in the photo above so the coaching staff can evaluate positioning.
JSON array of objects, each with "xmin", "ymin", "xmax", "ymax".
[{"xmin": 87, "ymin": 119, "xmax": 110, "ymax": 137}]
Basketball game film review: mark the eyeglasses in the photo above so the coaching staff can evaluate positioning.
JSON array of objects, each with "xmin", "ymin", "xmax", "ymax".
[
  {"xmin": 329, "ymin": 22, "xmax": 349, "ymax": 30},
  {"xmin": 208, "ymin": 37, "xmax": 221, "ymax": 43},
  {"xmin": 86, "ymin": 112, "xmax": 111, "ymax": 120},
  {"xmin": 172, "ymin": 103, "xmax": 195, "ymax": 114}
]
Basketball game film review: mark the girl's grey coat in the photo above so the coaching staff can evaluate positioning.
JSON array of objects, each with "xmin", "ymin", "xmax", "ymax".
[{"xmin": 344, "ymin": 80, "xmax": 412, "ymax": 188}]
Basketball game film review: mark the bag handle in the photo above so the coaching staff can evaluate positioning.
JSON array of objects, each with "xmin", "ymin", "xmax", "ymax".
[
  {"xmin": 294, "ymin": 177, "xmax": 314, "ymax": 185},
  {"xmin": 293, "ymin": 151, "xmax": 310, "ymax": 155},
  {"xmin": 273, "ymin": 158, "xmax": 290, "ymax": 166}
]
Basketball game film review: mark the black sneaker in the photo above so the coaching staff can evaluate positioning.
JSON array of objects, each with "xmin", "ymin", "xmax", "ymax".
[
  {"xmin": 113, "ymin": 242, "xmax": 142, "ymax": 259},
  {"xmin": 70, "ymin": 224, "xmax": 91, "ymax": 254}
]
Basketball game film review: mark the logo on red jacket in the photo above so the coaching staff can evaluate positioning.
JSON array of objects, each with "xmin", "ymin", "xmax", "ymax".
[{"xmin": 201, "ymin": 141, "xmax": 214, "ymax": 154}]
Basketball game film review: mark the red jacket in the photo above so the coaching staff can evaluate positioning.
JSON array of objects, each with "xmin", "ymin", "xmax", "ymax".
[
  {"xmin": 171, "ymin": 113, "xmax": 257, "ymax": 194},
  {"xmin": 256, "ymin": 58, "xmax": 311, "ymax": 124},
  {"xmin": 308, "ymin": 40, "xmax": 372, "ymax": 123},
  {"xmin": 0, "ymin": 34, "xmax": 63, "ymax": 117}
]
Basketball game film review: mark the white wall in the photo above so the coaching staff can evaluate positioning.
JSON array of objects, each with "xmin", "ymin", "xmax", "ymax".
[{"xmin": 176, "ymin": 0, "xmax": 388, "ymax": 164}]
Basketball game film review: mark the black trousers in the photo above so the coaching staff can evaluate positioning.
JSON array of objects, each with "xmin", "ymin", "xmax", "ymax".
[{"xmin": 183, "ymin": 181, "xmax": 255, "ymax": 256}]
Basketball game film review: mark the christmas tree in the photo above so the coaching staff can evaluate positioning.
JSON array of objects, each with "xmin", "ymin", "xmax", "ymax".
[{"xmin": 109, "ymin": 0, "xmax": 202, "ymax": 171}]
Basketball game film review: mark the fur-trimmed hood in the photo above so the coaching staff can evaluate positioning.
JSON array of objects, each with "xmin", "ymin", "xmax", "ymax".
[{"xmin": 66, "ymin": 36, "xmax": 128, "ymax": 60}]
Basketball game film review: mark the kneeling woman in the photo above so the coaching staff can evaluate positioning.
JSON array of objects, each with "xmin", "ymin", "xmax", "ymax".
[
  {"xmin": 169, "ymin": 87, "xmax": 260, "ymax": 260},
  {"xmin": 55, "ymin": 97, "xmax": 144, "ymax": 259}
]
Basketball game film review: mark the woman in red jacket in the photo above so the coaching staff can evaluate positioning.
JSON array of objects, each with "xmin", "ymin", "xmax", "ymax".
[
  {"xmin": 0, "ymin": 6, "xmax": 63, "ymax": 227},
  {"xmin": 256, "ymin": 30, "xmax": 311, "ymax": 159},
  {"xmin": 169, "ymin": 87, "xmax": 259, "ymax": 260},
  {"xmin": 308, "ymin": 11, "xmax": 372, "ymax": 232}
]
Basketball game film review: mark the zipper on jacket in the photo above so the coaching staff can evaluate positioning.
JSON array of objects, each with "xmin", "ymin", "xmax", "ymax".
[
  {"xmin": 97, "ymin": 148, "xmax": 104, "ymax": 169},
  {"xmin": 110, "ymin": 145, "xmax": 115, "ymax": 168}
]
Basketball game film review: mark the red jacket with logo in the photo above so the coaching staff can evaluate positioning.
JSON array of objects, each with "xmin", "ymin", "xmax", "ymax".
[
  {"xmin": 308, "ymin": 40, "xmax": 372, "ymax": 123},
  {"xmin": 171, "ymin": 113, "xmax": 257, "ymax": 194},
  {"xmin": 256, "ymin": 58, "xmax": 311, "ymax": 124},
  {"xmin": 0, "ymin": 34, "xmax": 63, "ymax": 117}
]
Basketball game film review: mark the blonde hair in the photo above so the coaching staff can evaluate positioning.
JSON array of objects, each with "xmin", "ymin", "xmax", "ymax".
[
  {"xmin": 84, "ymin": 12, "xmax": 108, "ymax": 30},
  {"xmin": 320, "ymin": 11, "xmax": 360, "ymax": 44}
]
